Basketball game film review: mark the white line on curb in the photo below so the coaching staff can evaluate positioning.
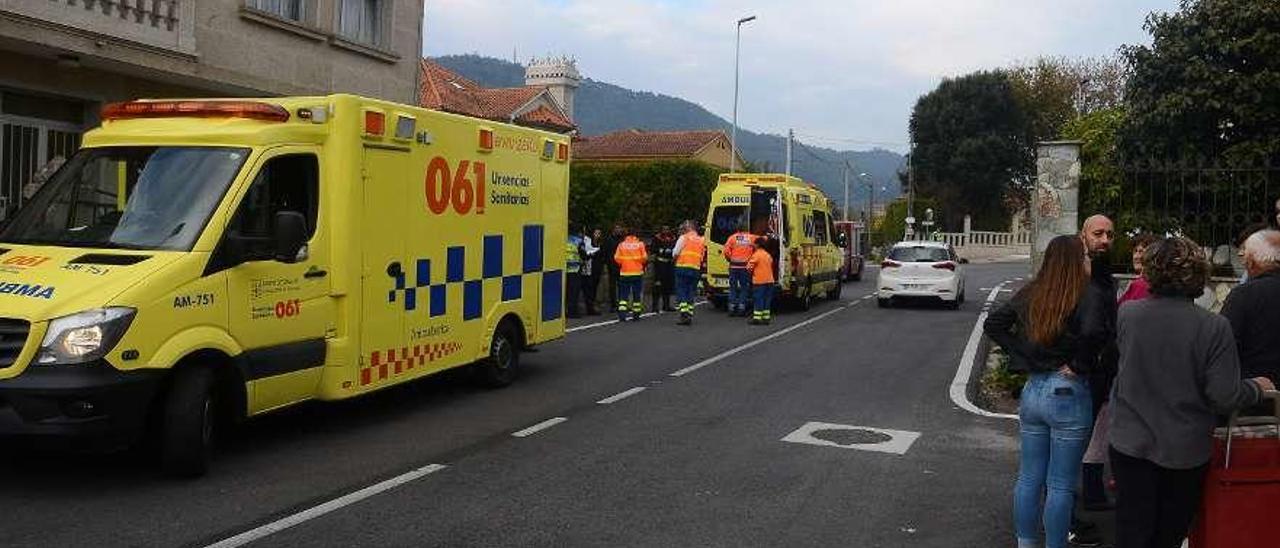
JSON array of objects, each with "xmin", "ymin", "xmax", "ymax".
[
  {"xmin": 950, "ymin": 280, "xmax": 1019, "ymax": 420},
  {"xmin": 203, "ymin": 463, "xmax": 447, "ymax": 548},
  {"xmin": 511, "ymin": 417, "xmax": 568, "ymax": 437},
  {"xmin": 596, "ymin": 387, "xmax": 647, "ymax": 405},
  {"xmin": 669, "ymin": 301, "xmax": 857, "ymax": 378}
]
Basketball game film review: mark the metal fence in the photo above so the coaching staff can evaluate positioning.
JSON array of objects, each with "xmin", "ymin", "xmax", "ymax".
[{"xmin": 1083, "ymin": 163, "xmax": 1280, "ymax": 274}]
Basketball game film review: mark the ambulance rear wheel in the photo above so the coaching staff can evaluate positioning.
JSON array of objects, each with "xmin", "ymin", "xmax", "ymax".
[
  {"xmin": 476, "ymin": 321, "xmax": 520, "ymax": 388},
  {"xmin": 160, "ymin": 366, "xmax": 216, "ymax": 478},
  {"xmin": 798, "ymin": 280, "xmax": 814, "ymax": 311},
  {"xmin": 710, "ymin": 296, "xmax": 727, "ymax": 311}
]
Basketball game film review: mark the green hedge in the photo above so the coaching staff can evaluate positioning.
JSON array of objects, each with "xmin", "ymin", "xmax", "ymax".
[{"xmin": 569, "ymin": 160, "xmax": 723, "ymax": 233}]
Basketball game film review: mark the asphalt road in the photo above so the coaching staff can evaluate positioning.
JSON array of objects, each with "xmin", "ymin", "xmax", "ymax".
[{"xmin": 0, "ymin": 262, "xmax": 1030, "ymax": 548}]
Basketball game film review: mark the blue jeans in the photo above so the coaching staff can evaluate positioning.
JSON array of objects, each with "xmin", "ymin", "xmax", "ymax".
[
  {"xmin": 1015, "ymin": 371, "xmax": 1093, "ymax": 548},
  {"xmin": 675, "ymin": 267, "xmax": 700, "ymax": 315},
  {"xmin": 728, "ymin": 268, "xmax": 751, "ymax": 312},
  {"xmin": 751, "ymin": 283, "xmax": 774, "ymax": 321},
  {"xmin": 617, "ymin": 275, "xmax": 643, "ymax": 316}
]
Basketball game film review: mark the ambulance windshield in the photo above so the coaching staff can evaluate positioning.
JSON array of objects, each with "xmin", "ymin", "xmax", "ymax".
[{"xmin": 1, "ymin": 146, "xmax": 249, "ymax": 251}]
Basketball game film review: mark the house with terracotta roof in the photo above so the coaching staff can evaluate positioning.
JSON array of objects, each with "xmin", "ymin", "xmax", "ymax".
[
  {"xmin": 419, "ymin": 57, "xmax": 577, "ymax": 134},
  {"xmin": 573, "ymin": 129, "xmax": 747, "ymax": 171}
]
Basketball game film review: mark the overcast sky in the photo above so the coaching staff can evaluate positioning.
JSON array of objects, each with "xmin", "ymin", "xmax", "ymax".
[{"xmin": 423, "ymin": 0, "xmax": 1178, "ymax": 153}]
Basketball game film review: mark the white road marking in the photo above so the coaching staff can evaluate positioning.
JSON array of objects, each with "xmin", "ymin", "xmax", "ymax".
[
  {"xmin": 596, "ymin": 387, "xmax": 646, "ymax": 405},
  {"xmin": 780, "ymin": 422, "xmax": 921, "ymax": 455},
  {"xmin": 669, "ymin": 301, "xmax": 857, "ymax": 378},
  {"xmin": 950, "ymin": 280, "xmax": 1018, "ymax": 420},
  {"xmin": 202, "ymin": 463, "xmax": 447, "ymax": 548},
  {"xmin": 511, "ymin": 417, "xmax": 568, "ymax": 437},
  {"xmin": 567, "ymin": 302, "xmax": 706, "ymax": 333}
]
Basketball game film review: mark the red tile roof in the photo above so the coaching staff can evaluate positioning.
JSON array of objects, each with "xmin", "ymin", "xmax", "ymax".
[
  {"xmin": 574, "ymin": 129, "xmax": 729, "ymax": 159},
  {"xmin": 419, "ymin": 59, "xmax": 575, "ymax": 133}
]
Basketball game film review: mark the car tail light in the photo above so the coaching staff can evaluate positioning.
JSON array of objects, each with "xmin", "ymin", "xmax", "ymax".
[
  {"xmin": 881, "ymin": 260, "xmax": 901, "ymax": 268},
  {"xmin": 101, "ymin": 100, "xmax": 290, "ymax": 122},
  {"xmin": 932, "ymin": 261, "xmax": 957, "ymax": 271}
]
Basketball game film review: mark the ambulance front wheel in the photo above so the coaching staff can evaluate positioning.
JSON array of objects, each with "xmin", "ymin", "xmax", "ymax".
[
  {"xmin": 476, "ymin": 320, "xmax": 521, "ymax": 388},
  {"xmin": 160, "ymin": 366, "xmax": 216, "ymax": 478}
]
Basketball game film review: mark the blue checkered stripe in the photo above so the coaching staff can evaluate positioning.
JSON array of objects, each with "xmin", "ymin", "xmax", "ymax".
[{"xmin": 388, "ymin": 225, "xmax": 563, "ymax": 321}]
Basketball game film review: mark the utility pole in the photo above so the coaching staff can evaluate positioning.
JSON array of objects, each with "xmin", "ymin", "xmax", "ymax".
[
  {"xmin": 785, "ymin": 128, "xmax": 793, "ymax": 176},
  {"xmin": 842, "ymin": 162, "xmax": 850, "ymax": 221}
]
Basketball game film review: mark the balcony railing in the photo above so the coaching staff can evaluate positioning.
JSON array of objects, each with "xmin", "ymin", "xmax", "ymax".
[{"xmin": 1, "ymin": 0, "xmax": 196, "ymax": 54}]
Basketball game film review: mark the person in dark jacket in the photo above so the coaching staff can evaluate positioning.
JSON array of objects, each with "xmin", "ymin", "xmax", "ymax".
[
  {"xmin": 600, "ymin": 225, "xmax": 624, "ymax": 311},
  {"xmin": 1222, "ymin": 229, "xmax": 1280, "ymax": 384},
  {"xmin": 650, "ymin": 226, "xmax": 677, "ymax": 312},
  {"xmin": 1109, "ymin": 236, "xmax": 1274, "ymax": 548},
  {"xmin": 985, "ymin": 235, "xmax": 1109, "ymax": 548},
  {"xmin": 1074, "ymin": 215, "xmax": 1118, "ymax": 540}
]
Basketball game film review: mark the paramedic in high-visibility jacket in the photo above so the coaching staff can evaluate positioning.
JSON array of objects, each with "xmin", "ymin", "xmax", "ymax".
[
  {"xmin": 723, "ymin": 227, "xmax": 756, "ymax": 317},
  {"xmin": 672, "ymin": 220, "xmax": 706, "ymax": 326},
  {"xmin": 614, "ymin": 229, "xmax": 648, "ymax": 322},
  {"xmin": 747, "ymin": 235, "xmax": 776, "ymax": 325}
]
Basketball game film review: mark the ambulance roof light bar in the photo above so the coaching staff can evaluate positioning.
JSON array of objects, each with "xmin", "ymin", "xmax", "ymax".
[{"xmin": 101, "ymin": 100, "xmax": 291, "ymax": 122}]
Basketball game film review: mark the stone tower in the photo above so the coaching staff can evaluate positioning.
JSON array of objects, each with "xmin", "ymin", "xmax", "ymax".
[{"xmin": 525, "ymin": 55, "xmax": 581, "ymax": 122}]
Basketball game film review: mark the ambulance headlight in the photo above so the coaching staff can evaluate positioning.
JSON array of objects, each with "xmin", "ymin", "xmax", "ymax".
[{"xmin": 37, "ymin": 308, "xmax": 136, "ymax": 365}]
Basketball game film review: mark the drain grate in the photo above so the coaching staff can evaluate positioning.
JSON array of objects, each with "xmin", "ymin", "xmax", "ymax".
[
  {"xmin": 780, "ymin": 421, "xmax": 922, "ymax": 455},
  {"xmin": 810, "ymin": 428, "xmax": 893, "ymax": 445}
]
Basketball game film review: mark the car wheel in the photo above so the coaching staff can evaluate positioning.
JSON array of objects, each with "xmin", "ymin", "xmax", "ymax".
[
  {"xmin": 799, "ymin": 280, "xmax": 814, "ymax": 311},
  {"xmin": 476, "ymin": 321, "xmax": 520, "ymax": 388},
  {"xmin": 958, "ymin": 285, "xmax": 966, "ymax": 304},
  {"xmin": 877, "ymin": 297, "xmax": 890, "ymax": 308},
  {"xmin": 161, "ymin": 367, "xmax": 216, "ymax": 478},
  {"xmin": 946, "ymin": 298, "xmax": 961, "ymax": 310}
]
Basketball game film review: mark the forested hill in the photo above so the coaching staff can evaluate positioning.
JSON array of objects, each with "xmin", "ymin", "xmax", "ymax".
[{"xmin": 434, "ymin": 54, "xmax": 904, "ymax": 208}]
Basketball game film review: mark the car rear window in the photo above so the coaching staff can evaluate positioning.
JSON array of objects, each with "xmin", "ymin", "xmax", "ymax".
[{"xmin": 889, "ymin": 246, "xmax": 950, "ymax": 262}]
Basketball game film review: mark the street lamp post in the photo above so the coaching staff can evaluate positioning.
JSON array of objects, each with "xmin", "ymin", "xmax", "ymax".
[{"xmin": 730, "ymin": 15, "xmax": 756, "ymax": 173}]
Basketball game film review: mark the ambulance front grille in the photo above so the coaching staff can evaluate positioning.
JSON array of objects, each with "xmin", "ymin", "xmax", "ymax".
[{"xmin": 0, "ymin": 319, "xmax": 30, "ymax": 368}]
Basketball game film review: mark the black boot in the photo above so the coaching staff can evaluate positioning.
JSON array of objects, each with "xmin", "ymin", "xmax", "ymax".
[{"xmin": 1082, "ymin": 463, "xmax": 1111, "ymax": 510}]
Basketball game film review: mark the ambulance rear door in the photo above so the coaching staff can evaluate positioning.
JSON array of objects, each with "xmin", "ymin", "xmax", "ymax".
[{"xmin": 749, "ymin": 187, "xmax": 785, "ymax": 283}]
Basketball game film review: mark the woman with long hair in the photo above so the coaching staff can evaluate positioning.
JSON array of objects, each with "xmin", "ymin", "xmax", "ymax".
[{"xmin": 985, "ymin": 235, "xmax": 1108, "ymax": 548}]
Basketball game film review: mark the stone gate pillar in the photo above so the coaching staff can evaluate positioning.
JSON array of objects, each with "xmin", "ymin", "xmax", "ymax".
[{"xmin": 1031, "ymin": 141, "xmax": 1083, "ymax": 276}]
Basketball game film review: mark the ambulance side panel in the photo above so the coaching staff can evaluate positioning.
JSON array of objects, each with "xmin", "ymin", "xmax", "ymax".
[{"xmin": 344, "ymin": 103, "xmax": 567, "ymax": 395}]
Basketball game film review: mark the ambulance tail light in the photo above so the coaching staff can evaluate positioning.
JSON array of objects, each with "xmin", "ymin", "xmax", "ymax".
[
  {"xmin": 556, "ymin": 142, "xmax": 569, "ymax": 162},
  {"xmin": 364, "ymin": 110, "xmax": 385, "ymax": 136},
  {"xmin": 478, "ymin": 128, "xmax": 494, "ymax": 151},
  {"xmin": 101, "ymin": 101, "xmax": 289, "ymax": 122}
]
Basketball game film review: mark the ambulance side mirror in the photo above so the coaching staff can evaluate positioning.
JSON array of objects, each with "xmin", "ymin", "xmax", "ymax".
[{"xmin": 273, "ymin": 211, "xmax": 308, "ymax": 263}]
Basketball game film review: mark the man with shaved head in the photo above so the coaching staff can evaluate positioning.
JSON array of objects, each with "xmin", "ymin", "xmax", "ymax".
[
  {"xmin": 1222, "ymin": 229, "xmax": 1280, "ymax": 384},
  {"xmin": 1072, "ymin": 215, "xmax": 1120, "ymax": 544}
]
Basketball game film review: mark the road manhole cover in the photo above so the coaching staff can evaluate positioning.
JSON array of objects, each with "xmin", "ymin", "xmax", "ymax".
[
  {"xmin": 810, "ymin": 428, "xmax": 893, "ymax": 445},
  {"xmin": 780, "ymin": 422, "xmax": 921, "ymax": 455}
]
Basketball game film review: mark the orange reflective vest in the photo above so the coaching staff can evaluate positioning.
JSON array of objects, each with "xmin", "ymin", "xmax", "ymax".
[
  {"xmin": 614, "ymin": 235, "xmax": 648, "ymax": 276},
  {"xmin": 723, "ymin": 231, "xmax": 755, "ymax": 269},
  {"xmin": 747, "ymin": 248, "xmax": 775, "ymax": 285},
  {"xmin": 675, "ymin": 233, "xmax": 705, "ymax": 269}
]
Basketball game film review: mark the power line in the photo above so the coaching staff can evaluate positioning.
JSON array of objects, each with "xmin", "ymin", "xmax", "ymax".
[{"xmin": 792, "ymin": 131, "xmax": 908, "ymax": 149}]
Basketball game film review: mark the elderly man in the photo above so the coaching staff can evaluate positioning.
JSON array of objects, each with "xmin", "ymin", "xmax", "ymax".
[{"xmin": 1222, "ymin": 229, "xmax": 1280, "ymax": 384}]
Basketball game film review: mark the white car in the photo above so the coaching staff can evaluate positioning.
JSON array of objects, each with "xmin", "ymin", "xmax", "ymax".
[{"xmin": 877, "ymin": 240, "xmax": 966, "ymax": 309}]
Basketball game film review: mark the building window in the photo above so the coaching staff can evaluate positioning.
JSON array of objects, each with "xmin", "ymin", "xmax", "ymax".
[
  {"xmin": 338, "ymin": 0, "xmax": 384, "ymax": 46},
  {"xmin": 247, "ymin": 0, "xmax": 307, "ymax": 23}
]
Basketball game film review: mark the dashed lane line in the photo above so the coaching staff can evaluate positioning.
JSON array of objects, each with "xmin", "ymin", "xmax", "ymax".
[
  {"xmin": 669, "ymin": 300, "xmax": 861, "ymax": 378},
  {"xmin": 511, "ymin": 417, "xmax": 568, "ymax": 438},
  {"xmin": 596, "ymin": 387, "xmax": 647, "ymax": 405},
  {"xmin": 950, "ymin": 279, "xmax": 1018, "ymax": 420},
  {"xmin": 202, "ymin": 464, "xmax": 448, "ymax": 548}
]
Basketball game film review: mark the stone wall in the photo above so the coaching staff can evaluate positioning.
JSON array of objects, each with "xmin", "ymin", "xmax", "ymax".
[
  {"xmin": 1115, "ymin": 274, "xmax": 1240, "ymax": 313},
  {"xmin": 1031, "ymin": 141, "xmax": 1083, "ymax": 275}
]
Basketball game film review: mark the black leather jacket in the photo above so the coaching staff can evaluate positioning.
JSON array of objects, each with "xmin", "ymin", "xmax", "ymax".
[{"xmin": 984, "ymin": 285, "xmax": 1111, "ymax": 375}]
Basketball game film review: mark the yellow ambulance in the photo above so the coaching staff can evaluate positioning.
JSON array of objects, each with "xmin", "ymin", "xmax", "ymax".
[
  {"xmin": 703, "ymin": 173, "xmax": 844, "ymax": 309},
  {"xmin": 0, "ymin": 95, "xmax": 569, "ymax": 475}
]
